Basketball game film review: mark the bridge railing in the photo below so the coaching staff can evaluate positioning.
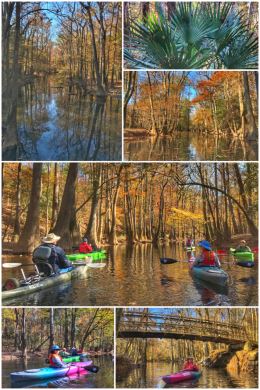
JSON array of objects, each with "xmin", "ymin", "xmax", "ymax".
[{"xmin": 119, "ymin": 313, "xmax": 248, "ymax": 342}]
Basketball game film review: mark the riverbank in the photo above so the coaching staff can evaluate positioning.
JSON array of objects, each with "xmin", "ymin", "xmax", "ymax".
[
  {"xmin": 2, "ymin": 233, "xmax": 257, "ymax": 255},
  {"xmin": 2, "ymin": 350, "xmax": 113, "ymax": 361}
]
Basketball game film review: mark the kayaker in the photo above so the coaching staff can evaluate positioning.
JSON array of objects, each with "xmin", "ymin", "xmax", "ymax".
[
  {"xmin": 33, "ymin": 233, "xmax": 72, "ymax": 274},
  {"xmin": 79, "ymin": 237, "xmax": 93, "ymax": 254},
  {"xmin": 192, "ymin": 240, "xmax": 221, "ymax": 268},
  {"xmin": 49, "ymin": 345, "xmax": 68, "ymax": 368},
  {"xmin": 70, "ymin": 346, "xmax": 78, "ymax": 356},
  {"xmin": 59, "ymin": 347, "xmax": 70, "ymax": 357},
  {"xmin": 183, "ymin": 357, "xmax": 199, "ymax": 372},
  {"xmin": 186, "ymin": 237, "xmax": 194, "ymax": 248},
  {"xmin": 234, "ymin": 240, "xmax": 252, "ymax": 253}
]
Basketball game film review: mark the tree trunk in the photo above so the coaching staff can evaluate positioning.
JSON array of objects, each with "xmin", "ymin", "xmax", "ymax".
[
  {"xmin": 52, "ymin": 163, "xmax": 78, "ymax": 249},
  {"xmin": 17, "ymin": 163, "xmax": 42, "ymax": 253}
]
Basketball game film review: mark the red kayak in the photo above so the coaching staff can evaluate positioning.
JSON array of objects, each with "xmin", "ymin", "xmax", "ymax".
[{"xmin": 162, "ymin": 370, "xmax": 201, "ymax": 384}]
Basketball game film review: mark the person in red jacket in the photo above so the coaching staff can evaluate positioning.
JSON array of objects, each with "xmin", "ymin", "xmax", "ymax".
[
  {"xmin": 192, "ymin": 240, "xmax": 221, "ymax": 268},
  {"xmin": 183, "ymin": 357, "xmax": 199, "ymax": 371},
  {"xmin": 79, "ymin": 238, "xmax": 93, "ymax": 254}
]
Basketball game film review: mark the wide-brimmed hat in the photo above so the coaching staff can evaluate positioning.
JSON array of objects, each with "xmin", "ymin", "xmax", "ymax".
[
  {"xmin": 42, "ymin": 233, "xmax": 61, "ymax": 243},
  {"xmin": 198, "ymin": 240, "xmax": 212, "ymax": 251}
]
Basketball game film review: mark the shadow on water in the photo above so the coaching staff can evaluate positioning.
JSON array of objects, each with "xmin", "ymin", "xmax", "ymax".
[
  {"xmin": 2, "ymin": 244, "xmax": 258, "ymax": 306},
  {"xmin": 2, "ymin": 355, "xmax": 114, "ymax": 388},
  {"xmin": 116, "ymin": 362, "xmax": 258, "ymax": 388},
  {"xmin": 124, "ymin": 132, "xmax": 258, "ymax": 161},
  {"xmin": 3, "ymin": 76, "xmax": 122, "ymax": 161}
]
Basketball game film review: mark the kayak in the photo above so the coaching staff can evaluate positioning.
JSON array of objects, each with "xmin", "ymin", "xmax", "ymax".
[
  {"xmin": 162, "ymin": 370, "xmax": 201, "ymax": 384},
  {"xmin": 62, "ymin": 354, "xmax": 88, "ymax": 363},
  {"xmin": 2, "ymin": 264, "xmax": 88, "ymax": 303},
  {"xmin": 10, "ymin": 361, "xmax": 93, "ymax": 382},
  {"xmin": 67, "ymin": 250, "xmax": 106, "ymax": 261},
  {"xmin": 191, "ymin": 265, "xmax": 228, "ymax": 286},
  {"xmin": 236, "ymin": 261, "xmax": 255, "ymax": 268},
  {"xmin": 230, "ymin": 250, "xmax": 254, "ymax": 262}
]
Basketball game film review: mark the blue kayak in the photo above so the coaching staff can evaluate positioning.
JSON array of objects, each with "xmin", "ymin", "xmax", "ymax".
[
  {"xmin": 191, "ymin": 266, "xmax": 228, "ymax": 286},
  {"xmin": 10, "ymin": 361, "xmax": 93, "ymax": 382}
]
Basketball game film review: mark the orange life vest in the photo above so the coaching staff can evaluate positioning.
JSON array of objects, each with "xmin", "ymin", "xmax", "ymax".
[{"xmin": 49, "ymin": 353, "xmax": 63, "ymax": 367}]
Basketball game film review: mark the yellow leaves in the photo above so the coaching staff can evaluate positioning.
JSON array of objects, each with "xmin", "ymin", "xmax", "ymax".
[{"xmin": 169, "ymin": 207, "xmax": 204, "ymax": 222}]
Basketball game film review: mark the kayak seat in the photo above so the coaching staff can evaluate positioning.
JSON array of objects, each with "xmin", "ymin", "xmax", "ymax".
[{"xmin": 34, "ymin": 261, "xmax": 54, "ymax": 277}]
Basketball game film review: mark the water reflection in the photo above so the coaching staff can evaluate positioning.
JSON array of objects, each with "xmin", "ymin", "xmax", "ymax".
[
  {"xmin": 3, "ymin": 244, "xmax": 257, "ymax": 306},
  {"xmin": 116, "ymin": 362, "xmax": 258, "ymax": 388},
  {"xmin": 124, "ymin": 133, "xmax": 258, "ymax": 161},
  {"xmin": 3, "ymin": 76, "xmax": 121, "ymax": 161},
  {"xmin": 2, "ymin": 355, "xmax": 114, "ymax": 388}
]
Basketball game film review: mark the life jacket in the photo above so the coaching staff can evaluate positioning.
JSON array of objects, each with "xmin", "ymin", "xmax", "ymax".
[
  {"xmin": 183, "ymin": 362, "xmax": 199, "ymax": 371},
  {"xmin": 49, "ymin": 353, "xmax": 62, "ymax": 367},
  {"xmin": 79, "ymin": 242, "xmax": 93, "ymax": 254},
  {"xmin": 200, "ymin": 250, "xmax": 216, "ymax": 266}
]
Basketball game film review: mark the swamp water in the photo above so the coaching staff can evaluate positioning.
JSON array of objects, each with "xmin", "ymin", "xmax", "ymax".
[
  {"xmin": 2, "ymin": 355, "xmax": 113, "ymax": 388},
  {"xmin": 124, "ymin": 132, "xmax": 258, "ymax": 161},
  {"xmin": 117, "ymin": 361, "xmax": 258, "ymax": 388},
  {"xmin": 2, "ymin": 244, "xmax": 258, "ymax": 306},
  {"xmin": 3, "ymin": 76, "xmax": 121, "ymax": 161}
]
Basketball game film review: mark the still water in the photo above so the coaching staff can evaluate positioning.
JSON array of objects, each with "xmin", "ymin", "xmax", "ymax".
[
  {"xmin": 124, "ymin": 133, "xmax": 258, "ymax": 161},
  {"xmin": 2, "ymin": 355, "xmax": 113, "ymax": 388},
  {"xmin": 2, "ymin": 244, "xmax": 257, "ymax": 306},
  {"xmin": 117, "ymin": 362, "xmax": 258, "ymax": 388},
  {"xmin": 3, "ymin": 76, "xmax": 121, "ymax": 161}
]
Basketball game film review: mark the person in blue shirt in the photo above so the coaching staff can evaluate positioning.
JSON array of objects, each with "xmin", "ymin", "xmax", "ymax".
[{"xmin": 33, "ymin": 233, "xmax": 72, "ymax": 273}]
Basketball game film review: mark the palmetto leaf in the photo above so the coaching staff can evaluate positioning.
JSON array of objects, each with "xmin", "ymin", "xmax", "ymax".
[
  {"xmin": 170, "ymin": 3, "xmax": 218, "ymax": 47},
  {"xmin": 124, "ymin": 3, "xmax": 258, "ymax": 69},
  {"xmin": 220, "ymin": 34, "xmax": 258, "ymax": 69}
]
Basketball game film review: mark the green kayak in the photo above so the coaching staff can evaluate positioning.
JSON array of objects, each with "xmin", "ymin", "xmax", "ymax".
[
  {"xmin": 62, "ymin": 354, "xmax": 87, "ymax": 363},
  {"xmin": 230, "ymin": 248, "xmax": 254, "ymax": 262},
  {"xmin": 67, "ymin": 250, "xmax": 106, "ymax": 261}
]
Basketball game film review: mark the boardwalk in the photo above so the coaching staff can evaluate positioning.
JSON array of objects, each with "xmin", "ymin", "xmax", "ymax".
[{"xmin": 117, "ymin": 311, "xmax": 253, "ymax": 344}]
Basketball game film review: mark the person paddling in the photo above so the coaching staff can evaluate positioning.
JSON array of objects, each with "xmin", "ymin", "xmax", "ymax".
[
  {"xmin": 59, "ymin": 347, "xmax": 70, "ymax": 358},
  {"xmin": 234, "ymin": 240, "xmax": 251, "ymax": 253},
  {"xmin": 79, "ymin": 238, "xmax": 93, "ymax": 254},
  {"xmin": 33, "ymin": 233, "xmax": 72, "ymax": 273},
  {"xmin": 192, "ymin": 240, "xmax": 221, "ymax": 268},
  {"xmin": 49, "ymin": 345, "xmax": 67, "ymax": 368},
  {"xmin": 186, "ymin": 237, "xmax": 194, "ymax": 247},
  {"xmin": 183, "ymin": 357, "xmax": 199, "ymax": 372}
]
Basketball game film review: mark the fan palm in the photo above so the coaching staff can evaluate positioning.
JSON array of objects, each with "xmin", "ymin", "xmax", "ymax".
[{"xmin": 124, "ymin": 3, "xmax": 258, "ymax": 69}]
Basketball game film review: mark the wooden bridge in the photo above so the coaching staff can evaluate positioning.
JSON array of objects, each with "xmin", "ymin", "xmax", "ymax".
[{"xmin": 117, "ymin": 311, "xmax": 251, "ymax": 344}]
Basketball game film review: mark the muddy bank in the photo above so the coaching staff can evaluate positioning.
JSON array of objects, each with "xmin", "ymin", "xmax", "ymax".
[{"xmin": 203, "ymin": 342, "xmax": 258, "ymax": 373}]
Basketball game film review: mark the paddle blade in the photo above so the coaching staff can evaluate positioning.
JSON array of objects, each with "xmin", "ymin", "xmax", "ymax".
[
  {"xmin": 87, "ymin": 263, "xmax": 106, "ymax": 268},
  {"xmin": 160, "ymin": 258, "xmax": 178, "ymax": 265},
  {"xmin": 2, "ymin": 263, "xmax": 22, "ymax": 268},
  {"xmin": 85, "ymin": 364, "xmax": 99, "ymax": 373}
]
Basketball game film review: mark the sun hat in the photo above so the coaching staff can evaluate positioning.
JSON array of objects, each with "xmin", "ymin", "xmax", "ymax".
[{"xmin": 42, "ymin": 233, "xmax": 61, "ymax": 243}]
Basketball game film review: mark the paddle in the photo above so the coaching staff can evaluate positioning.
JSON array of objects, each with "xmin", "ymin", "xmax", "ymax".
[
  {"xmin": 160, "ymin": 258, "xmax": 193, "ymax": 264},
  {"xmin": 70, "ymin": 363, "xmax": 99, "ymax": 373},
  {"xmin": 87, "ymin": 263, "xmax": 106, "ymax": 268},
  {"xmin": 84, "ymin": 364, "xmax": 99, "ymax": 373},
  {"xmin": 2, "ymin": 263, "xmax": 22, "ymax": 268}
]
